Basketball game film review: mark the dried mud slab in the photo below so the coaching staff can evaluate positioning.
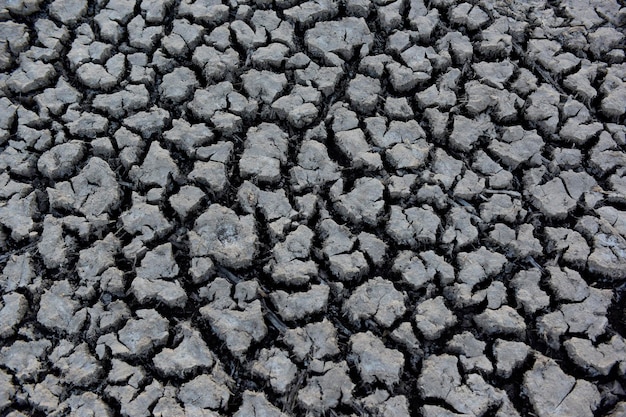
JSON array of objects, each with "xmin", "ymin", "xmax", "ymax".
[{"xmin": 0, "ymin": 0, "xmax": 625, "ymax": 416}]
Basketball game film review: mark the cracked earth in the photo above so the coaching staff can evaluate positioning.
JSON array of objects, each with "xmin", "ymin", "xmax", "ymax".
[{"xmin": 0, "ymin": 0, "xmax": 625, "ymax": 416}]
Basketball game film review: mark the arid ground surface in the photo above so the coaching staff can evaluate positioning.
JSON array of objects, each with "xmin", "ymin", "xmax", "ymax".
[{"xmin": 0, "ymin": 0, "xmax": 625, "ymax": 415}]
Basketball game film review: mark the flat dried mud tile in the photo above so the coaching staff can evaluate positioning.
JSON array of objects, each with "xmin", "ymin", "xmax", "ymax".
[
  {"xmin": 580, "ymin": 206, "xmax": 626, "ymax": 279},
  {"xmin": 0, "ymin": 339, "xmax": 51, "ymax": 381},
  {"xmin": 160, "ymin": 67, "xmax": 199, "ymax": 103},
  {"xmin": 492, "ymin": 339, "xmax": 530, "ymax": 379},
  {"xmin": 453, "ymin": 170, "xmax": 485, "ymax": 200},
  {"xmin": 188, "ymin": 160, "xmax": 229, "ymax": 195},
  {"xmin": 187, "ymin": 82, "xmax": 234, "ymax": 121},
  {"xmin": 162, "ymin": 18, "xmax": 204, "ymax": 57},
  {"xmin": 273, "ymin": 85, "xmax": 321, "ymax": 121},
  {"xmin": 200, "ymin": 299, "xmax": 268, "ymax": 358},
  {"xmin": 377, "ymin": 0, "xmax": 403, "ymax": 31},
  {"xmin": 417, "ymin": 183, "xmax": 449, "ymax": 210},
  {"xmin": 153, "ymin": 322, "xmax": 215, "ymax": 378},
  {"xmin": 77, "ymin": 233, "xmax": 120, "ymax": 283},
  {"xmin": 346, "ymin": 74, "xmax": 381, "ymax": 114},
  {"xmin": 113, "ymin": 309, "xmax": 170, "ymax": 358},
  {"xmin": 48, "ymin": 157, "xmax": 122, "ymax": 222},
  {"xmin": 164, "ymin": 119, "xmax": 215, "ymax": 156},
  {"xmin": 22, "ymin": 374, "xmax": 63, "ymax": 413},
  {"xmin": 387, "ymin": 61, "xmax": 430, "ymax": 93},
  {"xmin": 37, "ymin": 280, "xmax": 87, "ymax": 335},
  {"xmin": 251, "ymin": 347, "xmax": 298, "ymax": 394},
  {"xmin": 488, "ymin": 126, "xmax": 544, "ymax": 170},
  {"xmin": 152, "ymin": 396, "xmax": 186, "ymax": 417},
  {"xmin": 442, "ymin": 206, "xmax": 479, "ymax": 249},
  {"xmin": 123, "ymin": 107, "xmax": 170, "ymax": 139},
  {"xmin": 86, "ymin": 299, "xmax": 131, "ymax": 337},
  {"xmin": 37, "ymin": 141, "xmax": 85, "ymax": 180},
  {"xmin": 294, "ymin": 60, "xmax": 345, "ymax": 97},
  {"xmin": 189, "ymin": 204, "xmax": 258, "ymax": 269},
  {"xmin": 357, "ymin": 231, "xmax": 388, "ymax": 267},
  {"xmin": 178, "ymin": 0, "xmax": 229, "ymax": 24},
  {"xmin": 62, "ymin": 392, "xmax": 113, "ymax": 417},
  {"xmin": 450, "ymin": 2, "xmax": 489, "ymax": 30},
  {"xmin": 350, "ymin": 331, "xmax": 404, "ymax": 388},
  {"xmin": 266, "ymin": 225, "xmax": 317, "ymax": 285},
  {"xmin": 415, "ymin": 296, "xmax": 457, "ymax": 340},
  {"xmin": 328, "ymin": 251, "xmax": 369, "ymax": 281},
  {"xmin": 449, "ymin": 114, "xmax": 494, "ymax": 152},
  {"xmin": 421, "ymin": 405, "xmax": 474, "ymax": 417},
  {"xmin": 524, "ymin": 84, "xmax": 560, "ymax": 134},
  {"xmin": 177, "ymin": 365, "xmax": 233, "ymax": 412},
  {"xmin": 344, "ymin": 276, "xmax": 406, "ymax": 328},
  {"xmin": 76, "ymin": 54, "xmax": 126, "ymax": 90},
  {"xmin": 270, "ymin": 285, "xmax": 330, "ymax": 321},
  {"xmin": 130, "ymin": 142, "xmax": 180, "ymax": 188},
  {"xmin": 283, "ymin": 319, "xmax": 340, "ymax": 361},
  {"xmin": 362, "ymin": 389, "xmax": 409, "ymax": 416},
  {"xmin": 0, "ymin": 292, "xmax": 28, "ymax": 338},
  {"xmin": 393, "ymin": 250, "xmax": 435, "ymax": 289},
  {"xmin": 456, "ymin": 246, "xmax": 507, "ymax": 288},
  {"xmin": 564, "ymin": 335, "xmax": 626, "ymax": 377},
  {"xmin": 241, "ymin": 69, "xmax": 288, "ymax": 104},
  {"xmin": 390, "ymin": 321, "xmax": 422, "ymax": 353},
  {"xmin": 7, "ymin": 58, "xmax": 57, "ymax": 94},
  {"xmin": 546, "ymin": 266, "xmax": 589, "ymax": 303},
  {"xmin": 0, "ymin": 175, "xmax": 31, "ymax": 201},
  {"xmin": 447, "ymin": 332, "xmax": 492, "ymax": 374},
  {"xmin": 416, "ymin": 82, "xmax": 457, "ymax": 110},
  {"xmin": 107, "ymin": 358, "xmax": 146, "ymax": 388},
  {"xmin": 473, "ymin": 151, "xmax": 514, "ymax": 189},
  {"xmin": 304, "ymin": 17, "xmax": 373, "ymax": 65},
  {"xmin": 130, "ymin": 276, "xmax": 188, "ymax": 308},
  {"xmin": 523, "ymin": 355, "xmax": 600, "ymax": 417},
  {"xmin": 474, "ymin": 306, "xmax": 526, "ymax": 337},
  {"xmin": 589, "ymin": 131, "xmax": 626, "ymax": 175},
  {"xmin": 0, "ymin": 22, "xmax": 30, "ymax": 71},
  {"xmin": 601, "ymin": 82, "xmax": 626, "ymax": 118},
  {"xmin": 387, "ymin": 205, "xmax": 440, "ymax": 247},
  {"xmin": 169, "ymin": 185, "xmax": 205, "ymax": 220},
  {"xmin": 318, "ymin": 218, "xmax": 355, "ymax": 258},
  {"xmin": 297, "ymin": 360, "xmax": 354, "ymax": 416},
  {"xmin": 480, "ymin": 194, "xmax": 526, "ymax": 223},
  {"xmin": 418, "ymin": 354, "xmax": 508, "ymax": 416},
  {"xmin": 384, "ymin": 96, "xmax": 414, "ymax": 120},
  {"xmin": 93, "ymin": 85, "xmax": 150, "ymax": 118},
  {"xmin": 54, "ymin": 342, "xmax": 103, "ymax": 387},
  {"xmin": 334, "ymin": 128, "xmax": 382, "ymax": 170},
  {"xmin": 0, "ymin": 253, "xmax": 35, "ymax": 293},
  {"xmin": 239, "ymin": 123, "xmax": 289, "ymax": 184},
  {"xmin": 544, "ymin": 227, "xmax": 590, "ymax": 268},
  {"xmin": 509, "ymin": 269, "xmax": 550, "ymax": 315},
  {"xmin": 375, "ymin": 119, "xmax": 427, "ymax": 149},
  {"xmin": 234, "ymin": 390, "xmax": 288, "ymax": 417},
  {"xmin": 251, "ymin": 42, "xmax": 290, "ymax": 69},
  {"xmin": 0, "ymin": 192, "xmax": 38, "ymax": 241},
  {"xmin": 508, "ymin": 224, "xmax": 543, "ymax": 258},
  {"xmin": 119, "ymin": 379, "xmax": 164, "ymax": 417},
  {"xmin": 387, "ymin": 139, "xmax": 432, "ymax": 170},
  {"xmin": 558, "ymin": 287, "xmax": 613, "ymax": 342},
  {"xmin": 239, "ymin": 182, "xmax": 294, "ymax": 224},
  {"xmin": 333, "ymin": 177, "xmax": 385, "ymax": 226}
]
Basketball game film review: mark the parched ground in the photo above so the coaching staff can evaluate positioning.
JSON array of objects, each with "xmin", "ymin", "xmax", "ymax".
[{"xmin": 0, "ymin": 0, "xmax": 625, "ymax": 416}]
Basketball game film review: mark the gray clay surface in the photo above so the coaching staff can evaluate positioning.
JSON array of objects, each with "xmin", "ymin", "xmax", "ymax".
[{"xmin": 0, "ymin": 0, "xmax": 625, "ymax": 416}]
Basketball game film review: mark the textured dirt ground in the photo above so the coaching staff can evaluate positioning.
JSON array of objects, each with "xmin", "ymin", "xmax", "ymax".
[{"xmin": 0, "ymin": 0, "xmax": 625, "ymax": 416}]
